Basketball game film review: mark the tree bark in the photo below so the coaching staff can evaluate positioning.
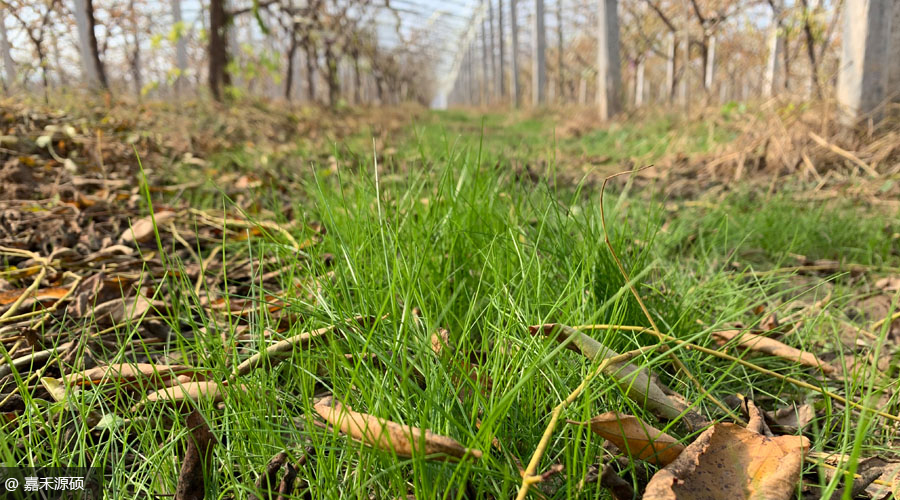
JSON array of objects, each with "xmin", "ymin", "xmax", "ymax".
[
  {"xmin": 635, "ymin": 55, "xmax": 645, "ymax": 107},
  {"xmin": 704, "ymin": 33, "xmax": 715, "ymax": 92},
  {"xmin": 208, "ymin": 0, "xmax": 230, "ymax": 101},
  {"xmin": 836, "ymin": 0, "xmax": 895, "ymax": 122},
  {"xmin": 488, "ymin": 0, "xmax": 496, "ymax": 101},
  {"xmin": 0, "ymin": 16, "xmax": 15, "ymax": 88},
  {"xmin": 665, "ymin": 31, "xmax": 677, "ymax": 101},
  {"xmin": 556, "ymin": 0, "xmax": 564, "ymax": 103},
  {"xmin": 762, "ymin": 1, "xmax": 784, "ymax": 97},
  {"xmin": 532, "ymin": 0, "xmax": 547, "ymax": 105},
  {"xmin": 171, "ymin": 0, "xmax": 189, "ymax": 95},
  {"xmin": 284, "ymin": 27, "xmax": 299, "ymax": 100},
  {"xmin": 498, "ymin": 0, "xmax": 506, "ymax": 99},
  {"xmin": 129, "ymin": 0, "xmax": 142, "ymax": 96},
  {"xmin": 510, "ymin": 0, "xmax": 520, "ymax": 107},
  {"xmin": 74, "ymin": 0, "xmax": 107, "ymax": 89},
  {"xmin": 596, "ymin": 0, "xmax": 621, "ymax": 119},
  {"xmin": 305, "ymin": 40, "xmax": 317, "ymax": 103}
]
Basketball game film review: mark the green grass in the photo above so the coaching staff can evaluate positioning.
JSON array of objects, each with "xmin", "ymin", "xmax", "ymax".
[{"xmin": 3, "ymin": 107, "xmax": 900, "ymax": 499}]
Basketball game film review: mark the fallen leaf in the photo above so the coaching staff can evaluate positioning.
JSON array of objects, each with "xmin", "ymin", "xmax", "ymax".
[
  {"xmin": 120, "ymin": 210, "xmax": 176, "ymax": 244},
  {"xmin": 141, "ymin": 381, "xmax": 239, "ymax": 407},
  {"xmin": 64, "ymin": 363, "xmax": 198, "ymax": 389},
  {"xmin": 175, "ymin": 410, "xmax": 216, "ymax": 500},
  {"xmin": 314, "ymin": 396, "xmax": 482, "ymax": 462},
  {"xmin": 0, "ymin": 287, "xmax": 69, "ymax": 306},
  {"xmin": 567, "ymin": 412, "xmax": 684, "ymax": 466},
  {"xmin": 530, "ymin": 324, "xmax": 684, "ymax": 420},
  {"xmin": 712, "ymin": 330, "xmax": 836, "ymax": 375},
  {"xmin": 644, "ymin": 423, "xmax": 809, "ymax": 500},
  {"xmin": 92, "ymin": 293, "xmax": 155, "ymax": 325},
  {"xmin": 766, "ymin": 404, "xmax": 814, "ymax": 434}
]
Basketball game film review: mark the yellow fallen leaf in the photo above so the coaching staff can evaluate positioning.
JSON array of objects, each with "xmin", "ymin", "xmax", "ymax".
[
  {"xmin": 644, "ymin": 423, "xmax": 809, "ymax": 500},
  {"xmin": 712, "ymin": 330, "xmax": 836, "ymax": 375},
  {"xmin": 314, "ymin": 396, "xmax": 482, "ymax": 462},
  {"xmin": 567, "ymin": 412, "xmax": 684, "ymax": 466}
]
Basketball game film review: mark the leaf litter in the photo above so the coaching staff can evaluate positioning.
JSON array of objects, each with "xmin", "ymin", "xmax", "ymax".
[{"xmin": 1, "ymin": 100, "xmax": 900, "ymax": 498}]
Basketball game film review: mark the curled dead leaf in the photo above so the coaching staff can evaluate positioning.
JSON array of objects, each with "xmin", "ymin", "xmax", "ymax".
[
  {"xmin": 314, "ymin": 396, "xmax": 482, "ymax": 462},
  {"xmin": 567, "ymin": 412, "xmax": 684, "ymax": 466},
  {"xmin": 120, "ymin": 210, "xmax": 176, "ymax": 244},
  {"xmin": 712, "ymin": 329, "xmax": 836, "ymax": 375},
  {"xmin": 140, "ymin": 381, "xmax": 242, "ymax": 409},
  {"xmin": 64, "ymin": 363, "xmax": 199, "ymax": 389},
  {"xmin": 644, "ymin": 423, "xmax": 809, "ymax": 500}
]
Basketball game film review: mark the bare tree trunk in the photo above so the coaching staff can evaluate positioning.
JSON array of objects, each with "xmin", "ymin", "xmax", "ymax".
[
  {"xmin": 305, "ymin": 40, "xmax": 317, "ymax": 103},
  {"xmin": 481, "ymin": 21, "xmax": 489, "ymax": 104},
  {"xmin": 498, "ymin": 0, "xmax": 506, "ymax": 99},
  {"xmin": 556, "ymin": 0, "xmax": 564, "ymax": 103},
  {"xmin": 0, "ymin": 16, "xmax": 15, "ymax": 88},
  {"xmin": 679, "ymin": 28, "xmax": 689, "ymax": 107},
  {"xmin": 171, "ymin": 0, "xmax": 188, "ymax": 95},
  {"xmin": 284, "ymin": 28, "xmax": 299, "ymax": 100},
  {"xmin": 510, "ymin": 0, "xmax": 520, "ymax": 107},
  {"xmin": 208, "ymin": 0, "xmax": 230, "ymax": 101},
  {"xmin": 704, "ymin": 33, "xmax": 715, "ymax": 92},
  {"xmin": 634, "ymin": 55, "xmax": 644, "ymax": 107},
  {"xmin": 74, "ymin": 0, "xmax": 107, "ymax": 89},
  {"xmin": 324, "ymin": 41, "xmax": 339, "ymax": 107},
  {"xmin": 488, "ymin": 0, "xmax": 496, "ymax": 101},
  {"xmin": 129, "ymin": 0, "xmax": 142, "ymax": 96},
  {"xmin": 509, "ymin": 0, "xmax": 522, "ymax": 108},
  {"xmin": 665, "ymin": 32, "xmax": 677, "ymax": 101},
  {"xmin": 890, "ymin": 0, "xmax": 900, "ymax": 102},
  {"xmin": 532, "ymin": 0, "xmax": 547, "ymax": 105},
  {"xmin": 837, "ymin": 0, "xmax": 895, "ymax": 122},
  {"xmin": 596, "ymin": 0, "xmax": 621, "ymax": 119},
  {"xmin": 763, "ymin": 2, "xmax": 784, "ymax": 97}
]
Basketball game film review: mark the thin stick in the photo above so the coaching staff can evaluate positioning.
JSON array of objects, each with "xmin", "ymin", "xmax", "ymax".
[
  {"xmin": 574, "ymin": 324, "xmax": 900, "ymax": 424},
  {"xmin": 0, "ymin": 266, "xmax": 47, "ymax": 323},
  {"xmin": 599, "ymin": 168, "xmax": 739, "ymax": 422},
  {"xmin": 871, "ymin": 310, "xmax": 900, "ymax": 332},
  {"xmin": 515, "ymin": 346, "xmax": 659, "ymax": 500},
  {"xmin": 808, "ymin": 131, "xmax": 878, "ymax": 177},
  {"xmin": 188, "ymin": 208, "xmax": 301, "ymax": 252}
]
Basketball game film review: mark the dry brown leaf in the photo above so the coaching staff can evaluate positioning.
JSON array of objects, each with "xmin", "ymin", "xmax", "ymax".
[
  {"xmin": 712, "ymin": 330, "xmax": 836, "ymax": 375},
  {"xmin": 766, "ymin": 404, "xmax": 814, "ymax": 433},
  {"xmin": 875, "ymin": 276, "xmax": 900, "ymax": 293},
  {"xmin": 92, "ymin": 293, "xmax": 156, "ymax": 325},
  {"xmin": 141, "ymin": 381, "xmax": 240, "ymax": 407},
  {"xmin": 64, "ymin": 363, "xmax": 198, "ymax": 389},
  {"xmin": 0, "ymin": 287, "xmax": 69, "ymax": 306},
  {"xmin": 644, "ymin": 423, "xmax": 809, "ymax": 500},
  {"xmin": 314, "ymin": 396, "xmax": 482, "ymax": 462},
  {"xmin": 567, "ymin": 412, "xmax": 684, "ymax": 466},
  {"xmin": 120, "ymin": 210, "xmax": 176, "ymax": 244}
]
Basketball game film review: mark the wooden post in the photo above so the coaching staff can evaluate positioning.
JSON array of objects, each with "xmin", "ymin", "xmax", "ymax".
[
  {"xmin": 533, "ymin": 0, "xmax": 547, "ymax": 105},
  {"xmin": 837, "ymin": 0, "xmax": 895, "ymax": 121},
  {"xmin": 596, "ymin": 0, "xmax": 621, "ymax": 119}
]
